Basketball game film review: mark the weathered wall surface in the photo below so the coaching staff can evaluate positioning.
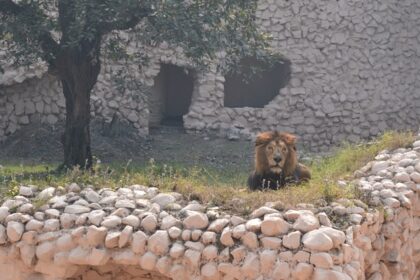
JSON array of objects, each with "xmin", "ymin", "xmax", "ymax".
[
  {"xmin": 0, "ymin": 138, "xmax": 419, "ymax": 279},
  {"xmin": 184, "ymin": 0, "xmax": 420, "ymax": 151},
  {"xmin": 1, "ymin": 0, "xmax": 420, "ymax": 151}
]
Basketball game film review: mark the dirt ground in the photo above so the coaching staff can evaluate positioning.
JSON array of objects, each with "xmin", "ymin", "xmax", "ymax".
[{"xmin": 0, "ymin": 121, "xmax": 256, "ymax": 171}]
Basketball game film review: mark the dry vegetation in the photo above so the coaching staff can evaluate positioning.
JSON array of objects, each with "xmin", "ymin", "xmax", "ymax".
[{"xmin": 0, "ymin": 131, "xmax": 415, "ymax": 215}]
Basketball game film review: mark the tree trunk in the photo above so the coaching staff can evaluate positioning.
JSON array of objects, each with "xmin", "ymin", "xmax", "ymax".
[{"xmin": 57, "ymin": 46, "xmax": 101, "ymax": 170}]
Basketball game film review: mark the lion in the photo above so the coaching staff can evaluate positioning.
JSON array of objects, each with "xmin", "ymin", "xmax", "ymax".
[{"xmin": 248, "ymin": 131, "xmax": 311, "ymax": 190}]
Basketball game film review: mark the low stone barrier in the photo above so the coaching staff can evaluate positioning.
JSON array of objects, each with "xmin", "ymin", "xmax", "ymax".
[{"xmin": 0, "ymin": 139, "xmax": 419, "ymax": 279}]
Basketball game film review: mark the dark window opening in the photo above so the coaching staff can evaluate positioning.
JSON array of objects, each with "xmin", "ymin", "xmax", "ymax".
[
  {"xmin": 224, "ymin": 57, "xmax": 291, "ymax": 108},
  {"xmin": 149, "ymin": 64, "xmax": 194, "ymax": 127}
]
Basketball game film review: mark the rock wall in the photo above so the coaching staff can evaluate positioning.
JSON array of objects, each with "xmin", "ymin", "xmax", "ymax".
[
  {"xmin": 0, "ymin": 138, "xmax": 419, "ymax": 279},
  {"xmin": 184, "ymin": 0, "xmax": 420, "ymax": 151},
  {"xmin": 1, "ymin": 0, "xmax": 420, "ymax": 151}
]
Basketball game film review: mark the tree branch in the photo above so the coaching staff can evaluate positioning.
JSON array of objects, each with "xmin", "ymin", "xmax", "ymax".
[
  {"xmin": 0, "ymin": 0, "xmax": 59, "ymax": 62},
  {"xmin": 0, "ymin": 0, "xmax": 23, "ymax": 14},
  {"xmin": 99, "ymin": 8, "xmax": 150, "ymax": 34}
]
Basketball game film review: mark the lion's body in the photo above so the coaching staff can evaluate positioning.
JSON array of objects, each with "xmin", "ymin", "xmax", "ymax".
[{"xmin": 248, "ymin": 131, "xmax": 311, "ymax": 190}]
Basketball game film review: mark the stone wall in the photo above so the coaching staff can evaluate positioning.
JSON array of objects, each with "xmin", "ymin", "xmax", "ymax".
[
  {"xmin": 1, "ymin": 0, "xmax": 420, "ymax": 151},
  {"xmin": 0, "ymin": 138, "xmax": 419, "ymax": 279},
  {"xmin": 184, "ymin": 0, "xmax": 420, "ymax": 151}
]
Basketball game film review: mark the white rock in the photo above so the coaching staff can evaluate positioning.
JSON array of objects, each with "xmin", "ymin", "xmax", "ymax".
[
  {"xmin": 312, "ymin": 268, "xmax": 352, "ymax": 280},
  {"xmin": 0, "ymin": 207, "xmax": 10, "ymax": 222},
  {"xmin": 85, "ymin": 190, "xmax": 100, "ymax": 203},
  {"xmin": 105, "ymin": 232, "xmax": 120, "ymax": 248},
  {"xmin": 68, "ymin": 183, "xmax": 81, "ymax": 193},
  {"xmin": 293, "ymin": 212, "xmax": 320, "ymax": 232},
  {"xmin": 410, "ymin": 172, "xmax": 420, "ymax": 183},
  {"xmin": 64, "ymin": 205, "xmax": 91, "ymax": 214},
  {"xmin": 43, "ymin": 219, "xmax": 60, "ymax": 231},
  {"xmin": 317, "ymin": 227, "xmax": 346, "ymax": 248},
  {"xmin": 231, "ymin": 216, "xmax": 246, "ymax": 226},
  {"xmin": 310, "ymin": 252, "xmax": 333, "ymax": 268},
  {"xmin": 371, "ymin": 161, "xmax": 389, "ymax": 173},
  {"xmin": 185, "ymin": 241, "xmax": 204, "ymax": 251},
  {"xmin": 349, "ymin": 214, "xmax": 363, "ymax": 224},
  {"xmin": 251, "ymin": 206, "xmax": 279, "ymax": 218},
  {"xmin": 184, "ymin": 249, "xmax": 201, "ymax": 269},
  {"xmin": 156, "ymin": 256, "xmax": 172, "ymax": 276},
  {"xmin": 112, "ymin": 249, "xmax": 138, "ymax": 265},
  {"xmin": 220, "ymin": 227, "xmax": 234, "ymax": 247},
  {"xmin": 201, "ymin": 231, "xmax": 217, "ymax": 244},
  {"xmin": 60, "ymin": 213, "xmax": 77, "ymax": 229},
  {"xmin": 87, "ymin": 225, "xmax": 107, "ymax": 246},
  {"xmin": 151, "ymin": 193, "xmax": 176, "ymax": 208},
  {"xmin": 202, "ymin": 245, "xmax": 218, "ymax": 260},
  {"xmin": 283, "ymin": 230, "xmax": 302, "ymax": 249},
  {"xmin": 19, "ymin": 186, "xmax": 33, "ymax": 197},
  {"xmin": 148, "ymin": 230, "xmax": 170, "ymax": 256},
  {"xmin": 394, "ymin": 172, "xmax": 410, "ymax": 182},
  {"xmin": 292, "ymin": 263, "xmax": 314, "ymax": 280},
  {"xmin": 272, "ymin": 261, "xmax": 291, "ymax": 279},
  {"xmin": 37, "ymin": 187, "xmax": 55, "ymax": 200},
  {"xmin": 317, "ymin": 212, "xmax": 332, "ymax": 227},
  {"xmin": 101, "ymin": 215, "xmax": 121, "ymax": 228},
  {"xmin": 88, "ymin": 210, "xmax": 106, "ymax": 226},
  {"xmin": 119, "ymin": 225, "xmax": 133, "ymax": 248},
  {"xmin": 168, "ymin": 226, "xmax": 182, "ymax": 239},
  {"xmin": 245, "ymin": 218, "xmax": 262, "ymax": 232},
  {"xmin": 45, "ymin": 209, "xmax": 60, "ymax": 219},
  {"xmin": 122, "ymin": 215, "xmax": 140, "ymax": 228},
  {"xmin": 36, "ymin": 241, "xmax": 55, "ymax": 261},
  {"xmin": 7, "ymin": 221, "xmax": 24, "ymax": 242},
  {"xmin": 115, "ymin": 199, "xmax": 135, "ymax": 209},
  {"xmin": 140, "ymin": 252, "xmax": 157, "ymax": 270},
  {"xmin": 261, "ymin": 216, "xmax": 290, "ymax": 236},
  {"xmin": 161, "ymin": 215, "xmax": 181, "ymax": 230},
  {"xmin": 182, "ymin": 229, "xmax": 191, "ymax": 241},
  {"xmin": 241, "ymin": 252, "xmax": 260, "ymax": 279},
  {"xmin": 56, "ymin": 234, "xmax": 75, "ymax": 251},
  {"xmin": 208, "ymin": 218, "xmax": 229, "ymax": 232},
  {"xmin": 0, "ymin": 225, "xmax": 6, "ymax": 244},
  {"xmin": 241, "ymin": 232, "xmax": 259, "ymax": 249},
  {"xmin": 232, "ymin": 224, "xmax": 247, "ymax": 239},
  {"xmin": 141, "ymin": 214, "xmax": 158, "ymax": 232},
  {"xmin": 26, "ymin": 219, "xmax": 44, "ymax": 231},
  {"xmin": 132, "ymin": 231, "xmax": 148, "ymax": 254},
  {"xmin": 169, "ymin": 243, "xmax": 185, "ymax": 258},
  {"xmin": 260, "ymin": 237, "xmax": 282, "ymax": 249},
  {"xmin": 201, "ymin": 262, "xmax": 218, "ymax": 278},
  {"xmin": 302, "ymin": 230, "xmax": 334, "ymax": 251},
  {"xmin": 183, "ymin": 211, "xmax": 209, "ymax": 229}
]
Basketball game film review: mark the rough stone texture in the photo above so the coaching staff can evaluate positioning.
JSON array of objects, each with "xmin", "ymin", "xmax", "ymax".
[
  {"xmin": 1, "ymin": 0, "xmax": 419, "ymax": 152},
  {"xmin": 0, "ymin": 138, "xmax": 420, "ymax": 279}
]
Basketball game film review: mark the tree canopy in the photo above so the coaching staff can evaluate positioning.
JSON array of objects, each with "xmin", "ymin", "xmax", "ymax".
[{"xmin": 0, "ymin": 0, "xmax": 276, "ymax": 169}]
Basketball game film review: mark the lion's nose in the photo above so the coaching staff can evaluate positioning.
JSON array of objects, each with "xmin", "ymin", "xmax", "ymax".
[{"xmin": 274, "ymin": 155, "xmax": 282, "ymax": 163}]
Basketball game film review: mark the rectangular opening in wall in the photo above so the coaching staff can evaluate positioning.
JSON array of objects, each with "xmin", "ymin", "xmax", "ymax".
[
  {"xmin": 224, "ymin": 57, "xmax": 291, "ymax": 108},
  {"xmin": 149, "ymin": 64, "xmax": 195, "ymax": 128}
]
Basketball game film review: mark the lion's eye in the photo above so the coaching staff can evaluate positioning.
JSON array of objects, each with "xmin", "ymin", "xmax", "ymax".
[{"xmin": 268, "ymin": 146, "xmax": 273, "ymax": 151}]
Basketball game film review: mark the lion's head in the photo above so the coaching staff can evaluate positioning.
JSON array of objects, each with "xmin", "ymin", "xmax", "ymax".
[{"xmin": 254, "ymin": 131, "xmax": 298, "ymax": 176}]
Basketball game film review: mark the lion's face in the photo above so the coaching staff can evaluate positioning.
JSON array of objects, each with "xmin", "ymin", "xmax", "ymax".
[
  {"xmin": 264, "ymin": 139, "xmax": 290, "ymax": 174},
  {"xmin": 254, "ymin": 131, "xmax": 297, "ymax": 176}
]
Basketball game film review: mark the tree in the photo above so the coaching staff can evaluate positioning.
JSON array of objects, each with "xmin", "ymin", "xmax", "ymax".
[{"xmin": 0, "ymin": 0, "xmax": 274, "ymax": 169}]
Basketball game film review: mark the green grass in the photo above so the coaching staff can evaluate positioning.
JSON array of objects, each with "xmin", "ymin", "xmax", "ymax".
[{"xmin": 0, "ymin": 131, "xmax": 415, "ymax": 215}]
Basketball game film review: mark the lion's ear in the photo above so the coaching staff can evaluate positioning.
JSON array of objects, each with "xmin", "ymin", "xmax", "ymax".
[
  {"xmin": 255, "ymin": 132, "xmax": 273, "ymax": 146},
  {"xmin": 281, "ymin": 133, "xmax": 297, "ymax": 145}
]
